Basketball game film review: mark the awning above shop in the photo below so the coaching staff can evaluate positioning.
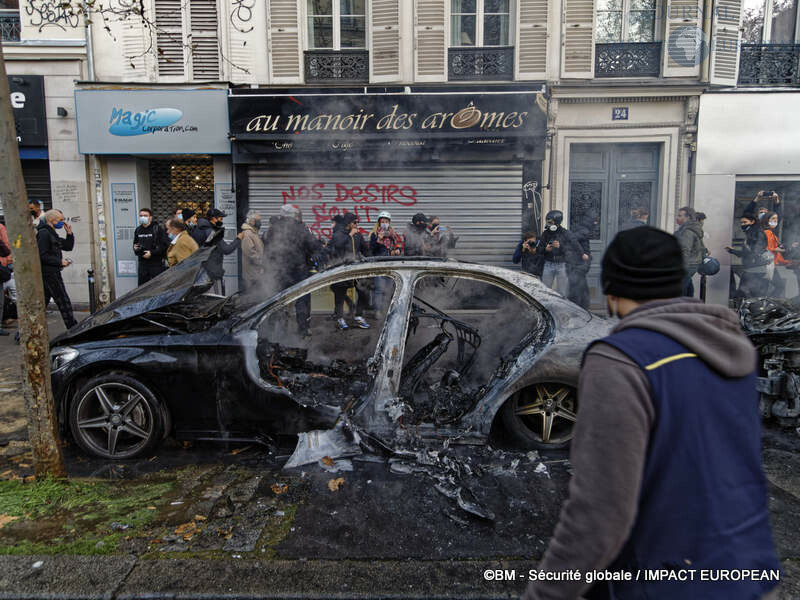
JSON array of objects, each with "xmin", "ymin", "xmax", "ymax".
[{"xmin": 229, "ymin": 89, "xmax": 548, "ymax": 162}]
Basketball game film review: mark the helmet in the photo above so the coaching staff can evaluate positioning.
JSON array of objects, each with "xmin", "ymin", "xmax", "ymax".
[
  {"xmin": 545, "ymin": 210, "xmax": 563, "ymax": 226},
  {"xmin": 378, "ymin": 211, "xmax": 392, "ymax": 221},
  {"xmin": 697, "ymin": 256, "xmax": 720, "ymax": 276}
]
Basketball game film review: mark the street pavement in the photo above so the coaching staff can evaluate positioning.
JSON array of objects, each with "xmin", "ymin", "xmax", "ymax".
[{"xmin": 0, "ymin": 312, "xmax": 799, "ymax": 599}]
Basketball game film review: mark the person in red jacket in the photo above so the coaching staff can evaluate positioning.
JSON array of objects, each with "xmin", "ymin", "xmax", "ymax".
[{"xmin": 763, "ymin": 211, "xmax": 791, "ymax": 297}]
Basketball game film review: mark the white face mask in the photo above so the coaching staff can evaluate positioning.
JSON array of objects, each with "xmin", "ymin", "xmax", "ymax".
[
  {"xmin": 769, "ymin": 220, "xmax": 778, "ymax": 228},
  {"xmin": 548, "ymin": 224, "xmax": 557, "ymax": 232}
]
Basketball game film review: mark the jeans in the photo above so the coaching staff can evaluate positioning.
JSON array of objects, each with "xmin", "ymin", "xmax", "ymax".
[{"xmin": 542, "ymin": 261, "xmax": 568, "ymax": 295}]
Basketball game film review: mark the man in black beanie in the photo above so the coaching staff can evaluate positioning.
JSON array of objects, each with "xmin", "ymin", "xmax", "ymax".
[{"xmin": 524, "ymin": 226, "xmax": 779, "ymax": 600}]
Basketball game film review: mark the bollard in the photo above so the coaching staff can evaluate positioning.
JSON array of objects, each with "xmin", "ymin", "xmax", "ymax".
[{"xmin": 87, "ymin": 269, "xmax": 96, "ymax": 314}]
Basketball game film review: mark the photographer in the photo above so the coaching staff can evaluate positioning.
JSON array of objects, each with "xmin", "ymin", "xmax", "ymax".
[
  {"xmin": 726, "ymin": 212, "xmax": 770, "ymax": 299},
  {"xmin": 512, "ymin": 231, "xmax": 544, "ymax": 277},
  {"xmin": 744, "ymin": 190, "xmax": 781, "ymax": 224},
  {"xmin": 428, "ymin": 216, "xmax": 457, "ymax": 258}
]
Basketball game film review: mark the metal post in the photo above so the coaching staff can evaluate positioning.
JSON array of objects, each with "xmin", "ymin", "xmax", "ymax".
[
  {"xmin": 87, "ymin": 269, "xmax": 96, "ymax": 314},
  {"xmin": 700, "ymin": 274, "xmax": 707, "ymax": 303}
]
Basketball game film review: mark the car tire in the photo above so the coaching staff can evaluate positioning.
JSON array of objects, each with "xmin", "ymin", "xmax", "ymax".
[
  {"xmin": 69, "ymin": 373, "xmax": 165, "ymax": 459},
  {"xmin": 501, "ymin": 382, "xmax": 578, "ymax": 450}
]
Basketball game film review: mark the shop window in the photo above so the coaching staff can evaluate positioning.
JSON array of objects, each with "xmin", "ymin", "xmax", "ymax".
[
  {"xmin": 729, "ymin": 181, "xmax": 800, "ymax": 305},
  {"xmin": 400, "ymin": 275, "xmax": 545, "ymax": 424},
  {"xmin": 148, "ymin": 159, "xmax": 214, "ymax": 226},
  {"xmin": 154, "ymin": 0, "xmax": 220, "ymax": 80}
]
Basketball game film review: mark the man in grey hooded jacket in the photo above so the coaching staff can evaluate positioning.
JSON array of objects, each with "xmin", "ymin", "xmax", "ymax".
[{"xmin": 524, "ymin": 226, "xmax": 779, "ymax": 600}]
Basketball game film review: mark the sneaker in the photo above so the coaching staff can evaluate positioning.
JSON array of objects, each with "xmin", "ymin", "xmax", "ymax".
[
  {"xmin": 354, "ymin": 316, "xmax": 371, "ymax": 329},
  {"xmin": 337, "ymin": 318, "xmax": 349, "ymax": 330}
]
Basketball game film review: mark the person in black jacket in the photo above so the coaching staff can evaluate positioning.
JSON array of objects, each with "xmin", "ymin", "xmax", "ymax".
[
  {"xmin": 540, "ymin": 210, "xmax": 572, "ymax": 296},
  {"xmin": 37, "ymin": 209, "xmax": 77, "ymax": 329},
  {"xmin": 330, "ymin": 212, "xmax": 370, "ymax": 330},
  {"xmin": 726, "ymin": 212, "xmax": 770, "ymax": 299},
  {"xmin": 200, "ymin": 208, "xmax": 243, "ymax": 295},
  {"xmin": 566, "ymin": 225, "xmax": 592, "ymax": 309},
  {"xmin": 133, "ymin": 208, "xmax": 168, "ymax": 285},
  {"xmin": 512, "ymin": 231, "xmax": 544, "ymax": 277},
  {"xmin": 190, "ymin": 210, "xmax": 212, "ymax": 246},
  {"xmin": 262, "ymin": 204, "xmax": 322, "ymax": 336}
]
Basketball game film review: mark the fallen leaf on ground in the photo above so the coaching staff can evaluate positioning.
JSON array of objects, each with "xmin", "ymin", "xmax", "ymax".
[
  {"xmin": 194, "ymin": 514, "xmax": 207, "ymax": 521},
  {"xmin": 271, "ymin": 483, "xmax": 288, "ymax": 495},
  {"xmin": 23, "ymin": 476, "xmax": 35, "ymax": 483},
  {"xmin": 175, "ymin": 521, "xmax": 198, "ymax": 535},
  {"xmin": 328, "ymin": 477, "xmax": 345, "ymax": 492},
  {"xmin": 231, "ymin": 446, "xmax": 252, "ymax": 455},
  {"xmin": 147, "ymin": 506, "xmax": 156, "ymax": 510},
  {"xmin": 321, "ymin": 456, "xmax": 334, "ymax": 467},
  {"xmin": 0, "ymin": 515, "xmax": 19, "ymax": 529},
  {"xmin": 218, "ymin": 526, "xmax": 233, "ymax": 540}
]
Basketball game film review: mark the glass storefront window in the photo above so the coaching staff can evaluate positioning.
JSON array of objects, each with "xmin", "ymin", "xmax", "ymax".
[{"xmin": 730, "ymin": 181, "xmax": 800, "ymax": 306}]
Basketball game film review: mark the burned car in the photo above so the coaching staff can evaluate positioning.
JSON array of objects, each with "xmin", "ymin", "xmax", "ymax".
[
  {"xmin": 739, "ymin": 297, "xmax": 800, "ymax": 428},
  {"xmin": 49, "ymin": 248, "xmax": 611, "ymax": 459}
]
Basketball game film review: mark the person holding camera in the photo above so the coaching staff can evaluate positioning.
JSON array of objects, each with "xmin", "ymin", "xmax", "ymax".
[
  {"xmin": 744, "ymin": 190, "xmax": 781, "ymax": 224},
  {"xmin": 512, "ymin": 231, "xmax": 544, "ymax": 277}
]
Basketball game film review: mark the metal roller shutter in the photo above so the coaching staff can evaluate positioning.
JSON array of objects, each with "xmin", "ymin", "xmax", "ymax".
[{"xmin": 247, "ymin": 164, "xmax": 522, "ymax": 267}]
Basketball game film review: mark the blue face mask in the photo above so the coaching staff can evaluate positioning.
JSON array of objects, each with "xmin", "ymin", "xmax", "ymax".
[
  {"xmin": 138, "ymin": 216, "xmax": 149, "ymax": 226},
  {"xmin": 187, "ymin": 221, "xmax": 195, "ymax": 229},
  {"xmin": 54, "ymin": 221, "xmax": 65, "ymax": 229},
  {"xmin": 168, "ymin": 232, "xmax": 176, "ymax": 241}
]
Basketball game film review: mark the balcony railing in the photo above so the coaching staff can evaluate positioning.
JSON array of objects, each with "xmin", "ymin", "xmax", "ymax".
[
  {"xmin": 595, "ymin": 42, "xmax": 662, "ymax": 77},
  {"xmin": 0, "ymin": 10, "xmax": 20, "ymax": 42},
  {"xmin": 304, "ymin": 50, "xmax": 369, "ymax": 84},
  {"xmin": 738, "ymin": 44, "xmax": 800, "ymax": 86},
  {"xmin": 448, "ymin": 46, "xmax": 514, "ymax": 81}
]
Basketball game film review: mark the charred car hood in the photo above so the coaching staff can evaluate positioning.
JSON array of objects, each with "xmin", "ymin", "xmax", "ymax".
[{"xmin": 52, "ymin": 247, "xmax": 216, "ymax": 346}]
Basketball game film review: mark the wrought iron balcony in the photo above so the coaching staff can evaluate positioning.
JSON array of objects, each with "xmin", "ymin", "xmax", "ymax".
[
  {"xmin": 595, "ymin": 42, "xmax": 662, "ymax": 77},
  {"xmin": 304, "ymin": 50, "xmax": 369, "ymax": 84},
  {"xmin": 448, "ymin": 46, "xmax": 514, "ymax": 81},
  {"xmin": 0, "ymin": 10, "xmax": 20, "ymax": 42},
  {"xmin": 738, "ymin": 44, "xmax": 800, "ymax": 86}
]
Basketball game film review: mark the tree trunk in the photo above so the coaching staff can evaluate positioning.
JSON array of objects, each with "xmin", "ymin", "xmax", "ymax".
[{"xmin": 0, "ymin": 45, "xmax": 66, "ymax": 477}]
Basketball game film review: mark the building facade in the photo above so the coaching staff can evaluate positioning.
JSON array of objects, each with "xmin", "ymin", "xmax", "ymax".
[{"xmin": 4, "ymin": 0, "xmax": 784, "ymax": 307}]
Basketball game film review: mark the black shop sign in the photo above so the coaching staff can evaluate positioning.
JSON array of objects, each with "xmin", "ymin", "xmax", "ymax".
[
  {"xmin": 8, "ymin": 75, "xmax": 47, "ymax": 147},
  {"xmin": 229, "ymin": 92, "xmax": 546, "ymax": 147}
]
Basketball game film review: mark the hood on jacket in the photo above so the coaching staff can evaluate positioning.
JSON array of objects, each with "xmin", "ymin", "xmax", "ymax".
[
  {"xmin": 241, "ymin": 223, "xmax": 258, "ymax": 234},
  {"xmin": 613, "ymin": 297, "xmax": 756, "ymax": 378},
  {"xmin": 684, "ymin": 221, "xmax": 704, "ymax": 238}
]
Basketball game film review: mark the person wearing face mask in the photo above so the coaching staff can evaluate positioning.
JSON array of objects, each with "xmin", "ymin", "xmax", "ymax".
[
  {"xmin": 181, "ymin": 208, "xmax": 198, "ymax": 230},
  {"xmin": 240, "ymin": 210, "xmax": 265, "ymax": 292},
  {"xmin": 330, "ymin": 212, "xmax": 370, "ymax": 330},
  {"xmin": 743, "ymin": 190, "xmax": 781, "ymax": 226},
  {"xmin": 165, "ymin": 218, "xmax": 198, "ymax": 267},
  {"xmin": 674, "ymin": 206, "xmax": 705, "ymax": 297},
  {"xmin": 762, "ymin": 211, "xmax": 791, "ymax": 297},
  {"xmin": 36, "ymin": 209, "xmax": 77, "ymax": 330},
  {"xmin": 427, "ymin": 215, "xmax": 456, "ymax": 258},
  {"xmin": 198, "ymin": 208, "xmax": 244, "ymax": 295},
  {"xmin": 524, "ymin": 226, "xmax": 780, "ymax": 600},
  {"xmin": 132, "ymin": 208, "xmax": 168, "ymax": 286},
  {"xmin": 725, "ymin": 212, "xmax": 771, "ymax": 299},
  {"xmin": 404, "ymin": 212, "xmax": 432, "ymax": 257},
  {"xmin": 29, "ymin": 198, "xmax": 43, "ymax": 226},
  {"xmin": 369, "ymin": 211, "xmax": 402, "ymax": 258},
  {"xmin": 540, "ymin": 210, "xmax": 571, "ymax": 295}
]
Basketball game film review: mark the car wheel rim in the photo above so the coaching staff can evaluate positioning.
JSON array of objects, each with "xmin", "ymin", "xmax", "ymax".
[
  {"xmin": 75, "ymin": 383, "xmax": 155, "ymax": 458},
  {"xmin": 513, "ymin": 383, "xmax": 577, "ymax": 445}
]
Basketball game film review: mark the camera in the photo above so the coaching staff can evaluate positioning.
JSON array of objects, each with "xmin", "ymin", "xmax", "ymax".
[{"xmin": 762, "ymin": 191, "xmax": 776, "ymax": 197}]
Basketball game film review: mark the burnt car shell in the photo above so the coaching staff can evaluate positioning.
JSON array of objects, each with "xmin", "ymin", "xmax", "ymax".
[{"xmin": 51, "ymin": 252, "xmax": 613, "ymax": 457}]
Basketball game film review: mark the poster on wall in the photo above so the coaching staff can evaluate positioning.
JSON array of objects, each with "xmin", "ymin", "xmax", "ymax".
[
  {"xmin": 111, "ymin": 183, "xmax": 138, "ymax": 278},
  {"xmin": 215, "ymin": 183, "xmax": 238, "ymax": 285}
]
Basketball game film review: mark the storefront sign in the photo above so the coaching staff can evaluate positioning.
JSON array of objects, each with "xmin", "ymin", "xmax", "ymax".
[
  {"xmin": 229, "ymin": 92, "xmax": 546, "ymax": 145},
  {"xmin": 111, "ymin": 183, "xmax": 138, "ymax": 278},
  {"xmin": 75, "ymin": 89, "xmax": 230, "ymax": 154},
  {"xmin": 9, "ymin": 75, "xmax": 47, "ymax": 146}
]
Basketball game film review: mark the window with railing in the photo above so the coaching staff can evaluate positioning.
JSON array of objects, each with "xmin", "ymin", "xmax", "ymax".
[
  {"xmin": 0, "ymin": 8, "xmax": 20, "ymax": 42},
  {"xmin": 449, "ymin": 0, "xmax": 513, "ymax": 80},
  {"xmin": 739, "ymin": 0, "xmax": 800, "ymax": 85},
  {"xmin": 595, "ymin": 0, "xmax": 662, "ymax": 77},
  {"xmin": 305, "ymin": 0, "xmax": 368, "ymax": 82}
]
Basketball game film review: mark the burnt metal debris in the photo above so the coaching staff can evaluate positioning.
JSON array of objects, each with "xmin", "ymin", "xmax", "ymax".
[{"xmin": 740, "ymin": 298, "xmax": 800, "ymax": 427}]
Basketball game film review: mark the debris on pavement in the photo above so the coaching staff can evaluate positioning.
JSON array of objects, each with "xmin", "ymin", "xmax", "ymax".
[{"xmin": 327, "ymin": 477, "xmax": 346, "ymax": 492}]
